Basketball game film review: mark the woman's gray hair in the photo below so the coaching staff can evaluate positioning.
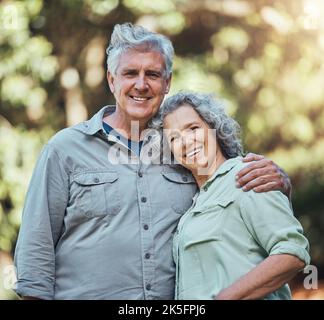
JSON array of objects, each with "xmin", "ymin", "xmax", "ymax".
[
  {"xmin": 151, "ymin": 91, "xmax": 244, "ymax": 159},
  {"xmin": 106, "ymin": 23, "xmax": 174, "ymax": 77}
]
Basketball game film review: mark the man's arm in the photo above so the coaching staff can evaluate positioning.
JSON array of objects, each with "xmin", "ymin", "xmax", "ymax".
[
  {"xmin": 14, "ymin": 143, "xmax": 68, "ymax": 300},
  {"xmin": 214, "ymin": 254, "xmax": 304, "ymax": 300},
  {"xmin": 236, "ymin": 153, "xmax": 292, "ymax": 199}
]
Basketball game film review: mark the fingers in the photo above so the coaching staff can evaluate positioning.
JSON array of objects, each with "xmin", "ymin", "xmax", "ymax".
[
  {"xmin": 252, "ymin": 181, "xmax": 283, "ymax": 193},
  {"xmin": 239, "ymin": 174, "xmax": 284, "ymax": 192},
  {"xmin": 237, "ymin": 155, "xmax": 289, "ymax": 194},
  {"xmin": 242, "ymin": 152, "xmax": 265, "ymax": 163},
  {"xmin": 236, "ymin": 166, "xmax": 278, "ymax": 187},
  {"xmin": 236, "ymin": 159, "xmax": 276, "ymax": 181}
]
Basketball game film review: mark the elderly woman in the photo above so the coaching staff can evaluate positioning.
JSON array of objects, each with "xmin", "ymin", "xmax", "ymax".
[{"xmin": 152, "ymin": 91, "xmax": 310, "ymax": 300}]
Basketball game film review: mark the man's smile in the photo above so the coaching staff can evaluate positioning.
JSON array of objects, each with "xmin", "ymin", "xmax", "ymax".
[{"xmin": 129, "ymin": 95, "xmax": 152, "ymax": 102}]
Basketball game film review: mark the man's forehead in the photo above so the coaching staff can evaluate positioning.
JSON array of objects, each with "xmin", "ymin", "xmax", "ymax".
[{"xmin": 118, "ymin": 49, "xmax": 166, "ymax": 70}]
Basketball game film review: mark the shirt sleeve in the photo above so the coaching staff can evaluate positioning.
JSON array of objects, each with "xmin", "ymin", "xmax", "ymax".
[
  {"xmin": 239, "ymin": 190, "xmax": 310, "ymax": 265},
  {"xmin": 14, "ymin": 143, "xmax": 69, "ymax": 299}
]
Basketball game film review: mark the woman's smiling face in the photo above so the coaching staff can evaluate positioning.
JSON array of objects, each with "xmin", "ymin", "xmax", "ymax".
[{"xmin": 163, "ymin": 104, "xmax": 220, "ymax": 174}]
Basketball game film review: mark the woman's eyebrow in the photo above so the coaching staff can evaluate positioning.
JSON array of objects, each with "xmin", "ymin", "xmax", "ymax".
[{"xmin": 182, "ymin": 121, "xmax": 200, "ymax": 130}]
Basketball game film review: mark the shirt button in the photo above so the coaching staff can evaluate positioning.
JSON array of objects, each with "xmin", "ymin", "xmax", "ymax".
[
  {"xmin": 141, "ymin": 197, "xmax": 147, "ymax": 203},
  {"xmin": 182, "ymin": 176, "xmax": 188, "ymax": 182},
  {"xmin": 143, "ymin": 224, "xmax": 149, "ymax": 230},
  {"xmin": 145, "ymin": 253, "xmax": 150, "ymax": 259},
  {"xmin": 203, "ymin": 186, "xmax": 208, "ymax": 192},
  {"xmin": 93, "ymin": 177, "xmax": 99, "ymax": 183},
  {"xmin": 146, "ymin": 284, "xmax": 151, "ymax": 290},
  {"xmin": 138, "ymin": 171, "xmax": 143, "ymax": 177}
]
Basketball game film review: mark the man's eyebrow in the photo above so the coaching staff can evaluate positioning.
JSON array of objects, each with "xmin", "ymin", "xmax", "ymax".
[
  {"xmin": 121, "ymin": 68, "xmax": 138, "ymax": 73},
  {"xmin": 146, "ymin": 69, "xmax": 163, "ymax": 75}
]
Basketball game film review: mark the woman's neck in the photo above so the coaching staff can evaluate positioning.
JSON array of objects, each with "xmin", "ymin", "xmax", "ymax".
[{"xmin": 193, "ymin": 153, "xmax": 227, "ymax": 189}]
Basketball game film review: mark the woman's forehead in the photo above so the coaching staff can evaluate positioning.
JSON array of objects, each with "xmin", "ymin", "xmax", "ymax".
[{"xmin": 164, "ymin": 105, "xmax": 205, "ymax": 129}]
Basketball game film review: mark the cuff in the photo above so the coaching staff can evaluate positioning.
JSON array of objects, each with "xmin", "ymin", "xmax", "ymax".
[
  {"xmin": 14, "ymin": 282, "xmax": 54, "ymax": 300},
  {"xmin": 269, "ymin": 242, "xmax": 311, "ymax": 266}
]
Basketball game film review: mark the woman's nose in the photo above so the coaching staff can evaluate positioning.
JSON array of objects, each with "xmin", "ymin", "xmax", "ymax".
[{"xmin": 181, "ymin": 134, "xmax": 196, "ymax": 152}]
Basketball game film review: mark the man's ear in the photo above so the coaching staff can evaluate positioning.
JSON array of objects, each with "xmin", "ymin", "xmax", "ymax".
[
  {"xmin": 165, "ymin": 73, "xmax": 172, "ymax": 94},
  {"xmin": 107, "ymin": 71, "xmax": 115, "ymax": 93}
]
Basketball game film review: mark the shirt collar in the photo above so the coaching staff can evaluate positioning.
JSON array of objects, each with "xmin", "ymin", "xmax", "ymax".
[
  {"xmin": 202, "ymin": 156, "xmax": 242, "ymax": 190},
  {"xmin": 75, "ymin": 105, "xmax": 161, "ymax": 152},
  {"xmin": 76, "ymin": 105, "xmax": 116, "ymax": 136}
]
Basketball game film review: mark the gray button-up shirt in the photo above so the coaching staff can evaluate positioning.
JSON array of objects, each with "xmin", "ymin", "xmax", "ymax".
[{"xmin": 14, "ymin": 106, "xmax": 197, "ymax": 300}]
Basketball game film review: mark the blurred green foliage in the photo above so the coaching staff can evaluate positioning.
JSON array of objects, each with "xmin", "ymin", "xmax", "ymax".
[{"xmin": 1, "ymin": 0, "xmax": 324, "ymax": 298}]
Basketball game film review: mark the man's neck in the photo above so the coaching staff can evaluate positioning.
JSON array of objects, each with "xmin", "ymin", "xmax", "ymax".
[{"xmin": 103, "ymin": 111, "xmax": 148, "ymax": 142}]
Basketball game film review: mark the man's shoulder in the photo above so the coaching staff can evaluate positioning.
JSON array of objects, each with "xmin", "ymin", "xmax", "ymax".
[
  {"xmin": 47, "ymin": 122, "xmax": 90, "ymax": 151},
  {"xmin": 48, "ymin": 105, "xmax": 111, "ymax": 148}
]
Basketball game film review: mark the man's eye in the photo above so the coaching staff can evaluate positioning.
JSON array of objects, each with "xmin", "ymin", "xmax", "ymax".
[
  {"xmin": 148, "ymin": 73, "xmax": 159, "ymax": 79},
  {"xmin": 124, "ymin": 72, "xmax": 136, "ymax": 77}
]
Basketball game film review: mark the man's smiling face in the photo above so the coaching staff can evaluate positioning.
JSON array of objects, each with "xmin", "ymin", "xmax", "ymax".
[{"xmin": 107, "ymin": 49, "xmax": 171, "ymax": 123}]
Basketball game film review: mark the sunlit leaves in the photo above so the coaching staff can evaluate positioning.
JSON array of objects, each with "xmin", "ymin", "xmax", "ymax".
[
  {"xmin": 171, "ymin": 56, "xmax": 223, "ymax": 94},
  {"xmin": 123, "ymin": 0, "xmax": 175, "ymax": 14},
  {"xmin": 1, "ymin": 75, "xmax": 33, "ymax": 105},
  {"xmin": 211, "ymin": 27, "xmax": 249, "ymax": 54},
  {"xmin": 0, "ymin": 1, "xmax": 58, "ymax": 123},
  {"xmin": 0, "ymin": 125, "xmax": 53, "ymax": 252},
  {"xmin": 85, "ymin": 0, "xmax": 119, "ymax": 16},
  {"xmin": 157, "ymin": 11, "xmax": 186, "ymax": 34}
]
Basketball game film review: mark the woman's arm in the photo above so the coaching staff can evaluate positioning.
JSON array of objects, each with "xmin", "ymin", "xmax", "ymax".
[
  {"xmin": 213, "ymin": 190, "xmax": 310, "ymax": 300},
  {"xmin": 214, "ymin": 254, "xmax": 305, "ymax": 300}
]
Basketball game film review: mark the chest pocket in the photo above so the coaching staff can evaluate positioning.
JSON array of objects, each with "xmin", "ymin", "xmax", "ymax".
[
  {"xmin": 72, "ymin": 171, "xmax": 121, "ymax": 219},
  {"xmin": 162, "ymin": 170, "xmax": 197, "ymax": 214},
  {"xmin": 183, "ymin": 198, "xmax": 234, "ymax": 248}
]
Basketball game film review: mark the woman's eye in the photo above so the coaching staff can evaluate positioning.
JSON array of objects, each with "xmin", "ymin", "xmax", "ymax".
[{"xmin": 191, "ymin": 126, "xmax": 199, "ymax": 131}]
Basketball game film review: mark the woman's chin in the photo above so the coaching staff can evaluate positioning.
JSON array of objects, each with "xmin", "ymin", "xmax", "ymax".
[{"xmin": 181, "ymin": 159, "xmax": 208, "ymax": 173}]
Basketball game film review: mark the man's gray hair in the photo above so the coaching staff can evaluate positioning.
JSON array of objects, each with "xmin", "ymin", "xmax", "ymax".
[
  {"xmin": 106, "ymin": 23, "xmax": 174, "ymax": 77},
  {"xmin": 151, "ymin": 91, "xmax": 244, "ymax": 159}
]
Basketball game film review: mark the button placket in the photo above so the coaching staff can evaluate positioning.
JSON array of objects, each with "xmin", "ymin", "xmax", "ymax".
[{"xmin": 136, "ymin": 165, "xmax": 155, "ymax": 298}]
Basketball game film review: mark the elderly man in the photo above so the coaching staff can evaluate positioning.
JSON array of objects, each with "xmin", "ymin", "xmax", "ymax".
[{"xmin": 14, "ymin": 23, "xmax": 291, "ymax": 300}]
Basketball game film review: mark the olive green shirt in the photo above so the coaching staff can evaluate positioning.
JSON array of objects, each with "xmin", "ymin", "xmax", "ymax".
[{"xmin": 173, "ymin": 157, "xmax": 310, "ymax": 300}]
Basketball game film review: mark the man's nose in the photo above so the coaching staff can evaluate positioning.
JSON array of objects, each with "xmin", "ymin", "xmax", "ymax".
[{"xmin": 134, "ymin": 76, "xmax": 148, "ymax": 91}]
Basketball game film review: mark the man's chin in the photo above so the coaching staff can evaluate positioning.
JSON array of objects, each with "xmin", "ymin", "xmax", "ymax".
[{"xmin": 129, "ymin": 108, "xmax": 158, "ymax": 120}]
